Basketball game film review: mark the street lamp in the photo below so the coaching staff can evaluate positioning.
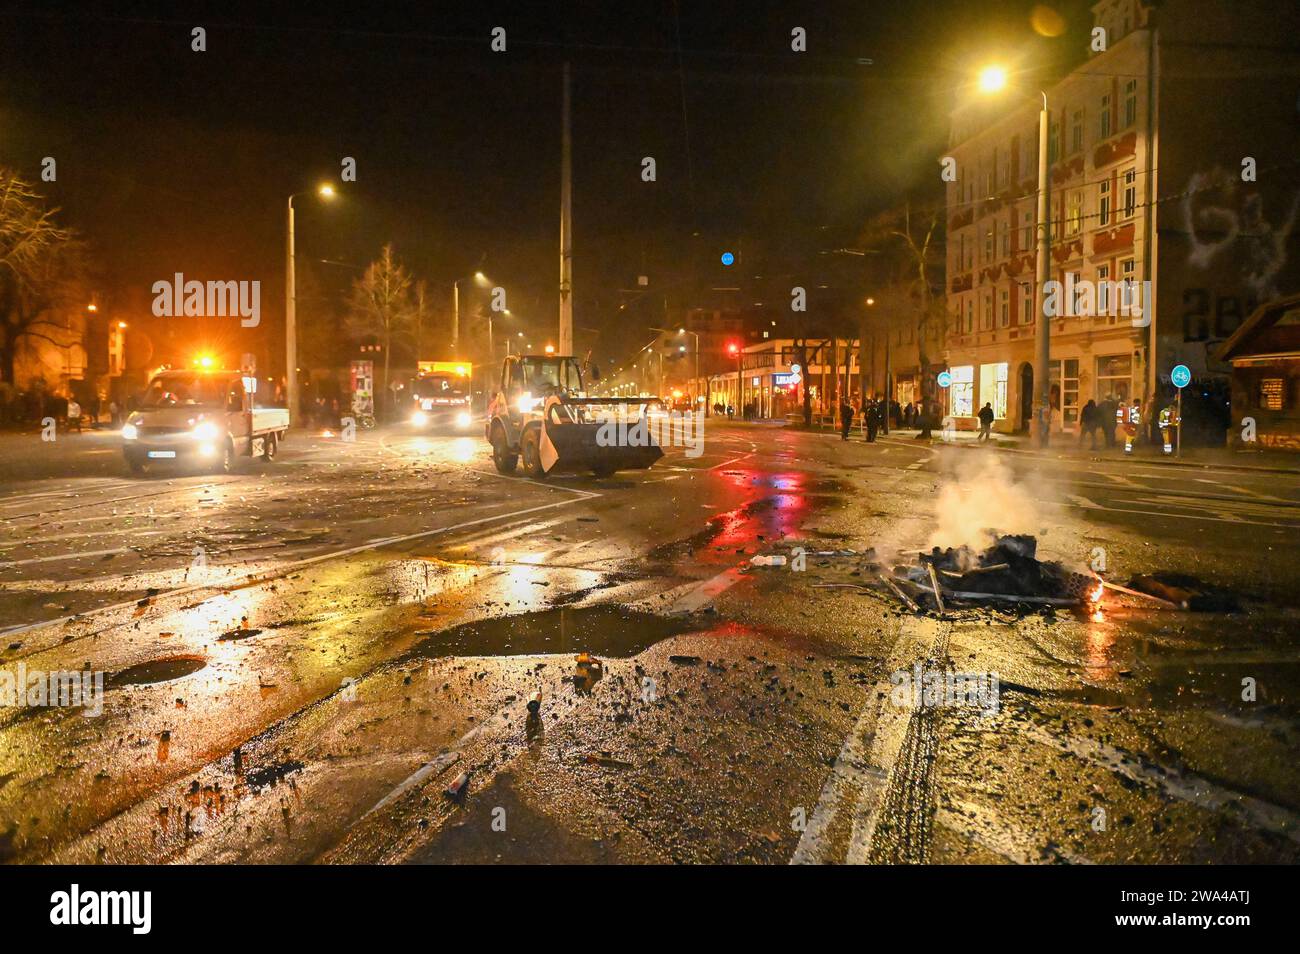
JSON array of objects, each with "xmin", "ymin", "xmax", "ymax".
[
  {"xmin": 980, "ymin": 65, "xmax": 1051, "ymax": 447},
  {"xmin": 651, "ymin": 326, "xmax": 704, "ymax": 415},
  {"xmin": 452, "ymin": 270, "xmax": 489, "ymax": 354},
  {"xmin": 286, "ymin": 183, "xmax": 337, "ymax": 425}
]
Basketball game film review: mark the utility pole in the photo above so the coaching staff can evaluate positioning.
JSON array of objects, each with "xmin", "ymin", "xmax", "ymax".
[
  {"xmin": 558, "ymin": 62, "xmax": 574, "ymax": 356},
  {"xmin": 1034, "ymin": 91, "xmax": 1052, "ymax": 448},
  {"xmin": 285, "ymin": 197, "xmax": 297, "ymax": 424}
]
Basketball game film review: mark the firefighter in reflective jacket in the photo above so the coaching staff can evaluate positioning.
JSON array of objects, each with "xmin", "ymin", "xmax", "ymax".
[
  {"xmin": 1159, "ymin": 402, "xmax": 1180, "ymax": 454},
  {"xmin": 1119, "ymin": 399, "xmax": 1142, "ymax": 454}
]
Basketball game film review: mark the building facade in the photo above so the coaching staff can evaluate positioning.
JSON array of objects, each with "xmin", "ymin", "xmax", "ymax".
[{"xmin": 943, "ymin": 0, "xmax": 1300, "ymax": 438}]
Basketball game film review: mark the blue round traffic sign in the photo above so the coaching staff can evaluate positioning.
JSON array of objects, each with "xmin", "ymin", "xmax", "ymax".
[
  {"xmin": 1171, "ymin": 364, "xmax": 1191, "ymax": 389},
  {"xmin": 936, "ymin": 371, "xmax": 952, "ymax": 388},
  {"xmin": 720, "ymin": 251, "xmax": 735, "ymax": 266}
]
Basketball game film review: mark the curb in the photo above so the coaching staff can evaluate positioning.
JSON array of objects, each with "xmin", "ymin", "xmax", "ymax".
[{"xmin": 876, "ymin": 435, "xmax": 1300, "ymax": 476}]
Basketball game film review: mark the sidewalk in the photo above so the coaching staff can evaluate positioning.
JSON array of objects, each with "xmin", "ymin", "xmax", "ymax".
[{"xmin": 875, "ymin": 426, "xmax": 1300, "ymax": 475}]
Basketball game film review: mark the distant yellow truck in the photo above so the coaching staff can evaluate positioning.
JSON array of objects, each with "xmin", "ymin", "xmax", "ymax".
[{"xmin": 408, "ymin": 361, "xmax": 474, "ymax": 431}]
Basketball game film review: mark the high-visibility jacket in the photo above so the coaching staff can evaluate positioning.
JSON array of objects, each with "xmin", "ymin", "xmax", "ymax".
[
  {"xmin": 1123, "ymin": 404, "xmax": 1142, "ymax": 426},
  {"xmin": 1159, "ymin": 405, "xmax": 1179, "ymax": 427}
]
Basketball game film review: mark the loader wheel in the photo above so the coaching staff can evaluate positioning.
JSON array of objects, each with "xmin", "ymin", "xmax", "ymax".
[
  {"xmin": 491, "ymin": 424, "xmax": 518, "ymax": 475},
  {"xmin": 520, "ymin": 426, "xmax": 545, "ymax": 479}
]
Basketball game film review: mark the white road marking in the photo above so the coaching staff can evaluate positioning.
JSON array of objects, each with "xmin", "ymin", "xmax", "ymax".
[{"xmin": 1018, "ymin": 723, "xmax": 1300, "ymax": 844}]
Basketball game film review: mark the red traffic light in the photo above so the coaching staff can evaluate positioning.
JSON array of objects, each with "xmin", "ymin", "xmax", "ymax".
[{"xmin": 727, "ymin": 342, "xmax": 740, "ymax": 355}]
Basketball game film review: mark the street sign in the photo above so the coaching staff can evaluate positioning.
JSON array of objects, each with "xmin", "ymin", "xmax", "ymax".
[
  {"xmin": 1171, "ymin": 364, "xmax": 1191, "ymax": 389},
  {"xmin": 936, "ymin": 370, "xmax": 952, "ymax": 388},
  {"xmin": 790, "ymin": 363, "xmax": 801, "ymax": 374}
]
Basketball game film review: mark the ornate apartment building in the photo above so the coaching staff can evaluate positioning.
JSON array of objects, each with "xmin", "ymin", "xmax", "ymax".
[{"xmin": 943, "ymin": 0, "xmax": 1300, "ymax": 436}]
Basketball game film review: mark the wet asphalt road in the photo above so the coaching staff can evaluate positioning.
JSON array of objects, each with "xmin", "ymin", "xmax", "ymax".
[{"xmin": 1, "ymin": 421, "xmax": 1298, "ymax": 864}]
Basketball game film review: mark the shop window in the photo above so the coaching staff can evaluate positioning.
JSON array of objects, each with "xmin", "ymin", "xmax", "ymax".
[{"xmin": 951, "ymin": 365, "xmax": 975, "ymax": 417}]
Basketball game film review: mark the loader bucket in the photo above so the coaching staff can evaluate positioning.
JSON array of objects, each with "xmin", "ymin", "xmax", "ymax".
[{"xmin": 539, "ymin": 397, "xmax": 666, "ymax": 475}]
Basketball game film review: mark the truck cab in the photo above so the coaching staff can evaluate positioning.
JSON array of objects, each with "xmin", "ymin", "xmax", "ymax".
[
  {"xmin": 121, "ymin": 369, "xmax": 288, "ymax": 475},
  {"xmin": 408, "ymin": 361, "xmax": 474, "ymax": 431}
]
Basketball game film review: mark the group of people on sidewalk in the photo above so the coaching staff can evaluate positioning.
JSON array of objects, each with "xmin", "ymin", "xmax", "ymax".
[
  {"xmin": 834, "ymin": 391, "xmax": 1182, "ymax": 456},
  {"xmin": 1079, "ymin": 396, "xmax": 1181, "ymax": 455},
  {"xmin": 838, "ymin": 395, "xmax": 939, "ymax": 443}
]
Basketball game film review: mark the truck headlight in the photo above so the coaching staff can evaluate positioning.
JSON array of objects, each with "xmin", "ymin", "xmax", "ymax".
[
  {"xmin": 122, "ymin": 423, "xmax": 138, "ymax": 440},
  {"xmin": 411, "ymin": 410, "xmax": 428, "ymax": 426},
  {"xmin": 192, "ymin": 420, "xmax": 221, "ymax": 441},
  {"xmin": 455, "ymin": 411, "xmax": 472, "ymax": 428}
]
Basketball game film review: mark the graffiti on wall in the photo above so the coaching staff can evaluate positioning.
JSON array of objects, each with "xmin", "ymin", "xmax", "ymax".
[{"xmin": 1180, "ymin": 169, "xmax": 1300, "ymax": 347}]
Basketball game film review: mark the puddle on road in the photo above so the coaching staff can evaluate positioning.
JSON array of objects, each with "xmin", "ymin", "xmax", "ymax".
[
  {"xmin": 407, "ymin": 605, "xmax": 697, "ymax": 660},
  {"xmin": 107, "ymin": 655, "xmax": 207, "ymax": 689}
]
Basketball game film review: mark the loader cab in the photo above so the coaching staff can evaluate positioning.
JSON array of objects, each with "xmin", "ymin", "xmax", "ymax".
[{"xmin": 499, "ymin": 355, "xmax": 586, "ymax": 419}]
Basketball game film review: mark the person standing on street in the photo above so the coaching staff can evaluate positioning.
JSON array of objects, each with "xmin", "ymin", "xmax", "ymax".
[
  {"xmin": 977, "ymin": 402, "xmax": 995, "ymax": 442},
  {"xmin": 1099, "ymin": 395, "xmax": 1118, "ymax": 448},
  {"xmin": 839, "ymin": 394, "xmax": 854, "ymax": 441},
  {"xmin": 1079, "ymin": 399, "xmax": 1100, "ymax": 449},
  {"xmin": 1121, "ymin": 398, "xmax": 1142, "ymax": 454},
  {"xmin": 1159, "ymin": 401, "xmax": 1180, "ymax": 454},
  {"xmin": 865, "ymin": 397, "xmax": 880, "ymax": 442}
]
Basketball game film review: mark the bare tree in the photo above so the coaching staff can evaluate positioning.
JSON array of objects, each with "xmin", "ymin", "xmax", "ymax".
[
  {"xmin": 346, "ymin": 244, "xmax": 416, "ymax": 417},
  {"xmin": 859, "ymin": 204, "xmax": 946, "ymax": 420},
  {"xmin": 0, "ymin": 170, "xmax": 87, "ymax": 385}
]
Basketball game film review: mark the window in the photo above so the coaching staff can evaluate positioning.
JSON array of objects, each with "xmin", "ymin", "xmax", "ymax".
[
  {"xmin": 981, "ymin": 291, "xmax": 993, "ymax": 331},
  {"xmin": 1096, "ymin": 353, "xmax": 1132, "ymax": 403},
  {"xmin": 1001, "ymin": 214, "xmax": 1011, "ymax": 256},
  {"xmin": 1066, "ymin": 189, "xmax": 1084, "ymax": 236},
  {"xmin": 999, "ymin": 289, "xmax": 1010, "ymax": 327},
  {"xmin": 1048, "ymin": 121, "xmax": 1060, "ymax": 163},
  {"xmin": 1121, "ymin": 167, "xmax": 1136, "ymax": 218},
  {"xmin": 1100, "ymin": 93, "xmax": 1112, "ymax": 139},
  {"xmin": 1099, "ymin": 178, "xmax": 1111, "ymax": 227},
  {"xmin": 979, "ymin": 363, "xmax": 1009, "ymax": 418},
  {"xmin": 964, "ymin": 298, "xmax": 974, "ymax": 334},
  {"xmin": 1260, "ymin": 378, "xmax": 1286, "ymax": 410},
  {"xmin": 1067, "ymin": 271, "xmax": 1084, "ymax": 315},
  {"xmin": 983, "ymin": 227, "xmax": 993, "ymax": 261},
  {"xmin": 1071, "ymin": 110, "xmax": 1083, "ymax": 154},
  {"xmin": 1097, "ymin": 264, "xmax": 1111, "ymax": 315},
  {"xmin": 1123, "ymin": 79, "xmax": 1137, "ymax": 128},
  {"xmin": 1022, "ymin": 210, "xmax": 1033, "ymax": 250},
  {"xmin": 1050, "ymin": 358, "xmax": 1081, "ymax": 424},
  {"xmin": 951, "ymin": 365, "xmax": 975, "ymax": 417},
  {"xmin": 1120, "ymin": 259, "xmax": 1137, "ymax": 314},
  {"xmin": 1020, "ymin": 283, "xmax": 1034, "ymax": 325}
]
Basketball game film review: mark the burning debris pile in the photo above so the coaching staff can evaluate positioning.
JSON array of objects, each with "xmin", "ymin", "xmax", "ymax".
[{"xmin": 896, "ymin": 534, "xmax": 1094, "ymax": 611}]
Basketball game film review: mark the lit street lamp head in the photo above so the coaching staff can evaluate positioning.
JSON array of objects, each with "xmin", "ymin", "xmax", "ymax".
[
  {"xmin": 978, "ymin": 65, "xmax": 1008, "ymax": 94},
  {"xmin": 318, "ymin": 184, "xmax": 336, "ymax": 199}
]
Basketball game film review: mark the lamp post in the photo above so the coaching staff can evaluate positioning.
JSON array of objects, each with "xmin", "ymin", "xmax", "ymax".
[
  {"xmin": 452, "ymin": 271, "xmax": 488, "ymax": 356},
  {"xmin": 649, "ymin": 326, "xmax": 703, "ymax": 415},
  {"xmin": 285, "ymin": 184, "xmax": 336, "ymax": 425},
  {"xmin": 979, "ymin": 66, "xmax": 1051, "ymax": 447}
]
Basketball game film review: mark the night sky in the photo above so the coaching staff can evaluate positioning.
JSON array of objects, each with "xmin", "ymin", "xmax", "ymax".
[{"xmin": 0, "ymin": 0, "xmax": 1092, "ymax": 370}]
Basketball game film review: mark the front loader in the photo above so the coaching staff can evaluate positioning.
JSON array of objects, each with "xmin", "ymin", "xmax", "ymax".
[{"xmin": 485, "ymin": 354, "xmax": 664, "ymax": 479}]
